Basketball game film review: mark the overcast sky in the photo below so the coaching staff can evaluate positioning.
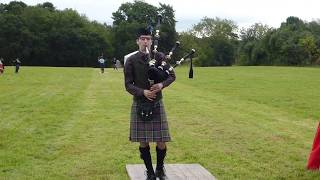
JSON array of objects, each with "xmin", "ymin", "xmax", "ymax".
[{"xmin": 2, "ymin": 0, "xmax": 320, "ymax": 31}]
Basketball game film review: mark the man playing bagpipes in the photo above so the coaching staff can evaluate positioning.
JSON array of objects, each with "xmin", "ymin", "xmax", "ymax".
[{"xmin": 124, "ymin": 27, "xmax": 175, "ymax": 180}]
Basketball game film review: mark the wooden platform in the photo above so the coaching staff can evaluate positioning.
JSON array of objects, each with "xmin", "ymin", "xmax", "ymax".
[{"xmin": 126, "ymin": 164, "xmax": 216, "ymax": 180}]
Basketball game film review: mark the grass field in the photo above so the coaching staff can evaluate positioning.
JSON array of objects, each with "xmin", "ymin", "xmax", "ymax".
[{"xmin": 1, "ymin": 66, "xmax": 320, "ymax": 179}]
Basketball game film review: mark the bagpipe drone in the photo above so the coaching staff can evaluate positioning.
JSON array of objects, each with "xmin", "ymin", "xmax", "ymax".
[{"xmin": 145, "ymin": 14, "xmax": 196, "ymax": 85}]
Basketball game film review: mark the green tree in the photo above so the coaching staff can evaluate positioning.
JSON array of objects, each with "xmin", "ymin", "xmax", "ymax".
[
  {"xmin": 177, "ymin": 32, "xmax": 200, "ymax": 65},
  {"xmin": 266, "ymin": 17, "xmax": 311, "ymax": 65},
  {"xmin": 237, "ymin": 23, "xmax": 272, "ymax": 65},
  {"xmin": 37, "ymin": 2, "xmax": 55, "ymax": 12},
  {"xmin": 0, "ymin": 2, "xmax": 114, "ymax": 67},
  {"xmin": 190, "ymin": 17, "xmax": 238, "ymax": 66},
  {"xmin": 111, "ymin": 0, "xmax": 177, "ymax": 63},
  {"xmin": 3, "ymin": 1, "xmax": 27, "ymax": 14},
  {"xmin": 191, "ymin": 17, "xmax": 238, "ymax": 39},
  {"xmin": 298, "ymin": 33, "xmax": 319, "ymax": 64}
]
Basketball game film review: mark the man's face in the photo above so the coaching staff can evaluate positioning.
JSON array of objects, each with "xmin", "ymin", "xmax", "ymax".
[{"xmin": 137, "ymin": 35, "xmax": 152, "ymax": 52}]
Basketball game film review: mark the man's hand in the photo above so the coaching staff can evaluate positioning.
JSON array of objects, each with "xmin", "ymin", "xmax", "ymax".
[
  {"xmin": 150, "ymin": 83, "xmax": 163, "ymax": 93},
  {"xmin": 143, "ymin": 83, "xmax": 163, "ymax": 101},
  {"xmin": 143, "ymin": 90, "xmax": 156, "ymax": 101}
]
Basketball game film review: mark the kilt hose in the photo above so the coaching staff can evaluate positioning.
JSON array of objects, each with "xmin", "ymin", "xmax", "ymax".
[{"xmin": 130, "ymin": 99, "xmax": 171, "ymax": 142}]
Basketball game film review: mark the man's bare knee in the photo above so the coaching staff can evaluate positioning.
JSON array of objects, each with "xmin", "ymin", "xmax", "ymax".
[
  {"xmin": 156, "ymin": 142, "xmax": 166, "ymax": 149},
  {"xmin": 140, "ymin": 142, "xmax": 149, "ymax": 148}
]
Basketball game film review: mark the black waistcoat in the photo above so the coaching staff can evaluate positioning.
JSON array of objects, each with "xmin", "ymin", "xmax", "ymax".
[{"xmin": 131, "ymin": 52, "xmax": 163, "ymax": 102}]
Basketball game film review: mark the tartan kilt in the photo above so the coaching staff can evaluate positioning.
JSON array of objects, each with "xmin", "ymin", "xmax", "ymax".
[{"xmin": 129, "ymin": 99, "xmax": 171, "ymax": 142}]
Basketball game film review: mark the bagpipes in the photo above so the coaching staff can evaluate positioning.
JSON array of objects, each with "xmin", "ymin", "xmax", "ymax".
[{"xmin": 145, "ymin": 14, "xmax": 196, "ymax": 85}]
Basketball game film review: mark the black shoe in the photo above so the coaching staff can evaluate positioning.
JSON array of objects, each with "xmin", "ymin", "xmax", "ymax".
[
  {"xmin": 146, "ymin": 170, "xmax": 156, "ymax": 180},
  {"xmin": 155, "ymin": 168, "xmax": 167, "ymax": 180}
]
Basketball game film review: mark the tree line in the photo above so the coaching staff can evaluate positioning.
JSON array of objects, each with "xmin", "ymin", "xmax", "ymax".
[
  {"xmin": 1, "ymin": 1, "xmax": 320, "ymax": 67},
  {"xmin": 187, "ymin": 16, "xmax": 320, "ymax": 66}
]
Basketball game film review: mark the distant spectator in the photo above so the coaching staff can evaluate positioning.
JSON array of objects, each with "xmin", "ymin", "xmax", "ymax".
[
  {"xmin": 116, "ymin": 59, "xmax": 122, "ymax": 68},
  {"xmin": 98, "ymin": 56, "xmax": 106, "ymax": 73},
  {"xmin": 13, "ymin": 58, "xmax": 21, "ymax": 73},
  {"xmin": 112, "ymin": 57, "xmax": 118, "ymax": 71}
]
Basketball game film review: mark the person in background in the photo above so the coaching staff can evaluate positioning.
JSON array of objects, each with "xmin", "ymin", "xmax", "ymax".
[
  {"xmin": 112, "ymin": 57, "xmax": 118, "ymax": 71},
  {"xmin": 13, "ymin": 58, "xmax": 21, "ymax": 73},
  {"xmin": 98, "ymin": 56, "xmax": 106, "ymax": 73}
]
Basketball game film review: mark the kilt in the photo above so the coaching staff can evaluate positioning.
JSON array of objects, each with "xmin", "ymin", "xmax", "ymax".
[{"xmin": 129, "ymin": 99, "xmax": 171, "ymax": 142}]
